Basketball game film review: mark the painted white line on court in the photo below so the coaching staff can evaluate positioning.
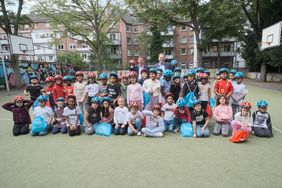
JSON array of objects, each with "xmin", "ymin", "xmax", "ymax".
[
  {"xmin": 0, "ymin": 119, "xmax": 12, "ymax": 121},
  {"xmin": 273, "ymin": 126, "xmax": 282, "ymax": 133}
]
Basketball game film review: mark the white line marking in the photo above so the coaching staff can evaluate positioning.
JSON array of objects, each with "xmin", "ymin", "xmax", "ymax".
[
  {"xmin": 0, "ymin": 119, "xmax": 12, "ymax": 121},
  {"xmin": 273, "ymin": 126, "xmax": 282, "ymax": 133}
]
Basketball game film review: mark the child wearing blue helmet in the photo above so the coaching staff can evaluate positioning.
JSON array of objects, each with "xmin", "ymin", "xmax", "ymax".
[
  {"xmin": 252, "ymin": 100, "xmax": 273, "ymax": 137},
  {"xmin": 173, "ymin": 98, "xmax": 191, "ymax": 132}
]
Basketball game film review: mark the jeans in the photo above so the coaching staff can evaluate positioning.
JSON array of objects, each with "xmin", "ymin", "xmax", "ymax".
[
  {"xmin": 128, "ymin": 118, "xmax": 142, "ymax": 136},
  {"xmin": 114, "ymin": 123, "xmax": 127, "ymax": 135},
  {"xmin": 13, "ymin": 123, "xmax": 29, "ymax": 136},
  {"xmin": 164, "ymin": 120, "xmax": 174, "ymax": 132},
  {"xmin": 195, "ymin": 124, "xmax": 210, "ymax": 137},
  {"xmin": 173, "ymin": 118, "xmax": 187, "ymax": 130},
  {"xmin": 52, "ymin": 126, "xmax": 67, "ymax": 134}
]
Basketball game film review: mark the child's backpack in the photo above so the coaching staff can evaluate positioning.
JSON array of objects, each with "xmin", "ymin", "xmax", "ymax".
[
  {"xmin": 184, "ymin": 83, "xmax": 197, "ymax": 108},
  {"xmin": 180, "ymin": 123, "xmax": 194, "ymax": 137},
  {"xmin": 210, "ymin": 97, "xmax": 216, "ymax": 108},
  {"xmin": 206, "ymin": 103, "xmax": 212, "ymax": 119},
  {"xmin": 143, "ymin": 92, "xmax": 151, "ymax": 106},
  {"xmin": 31, "ymin": 116, "xmax": 48, "ymax": 133},
  {"xmin": 229, "ymin": 130, "xmax": 249, "ymax": 143},
  {"xmin": 95, "ymin": 122, "xmax": 112, "ymax": 137}
]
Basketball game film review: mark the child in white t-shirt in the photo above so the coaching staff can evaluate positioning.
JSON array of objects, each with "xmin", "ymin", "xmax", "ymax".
[{"xmin": 161, "ymin": 93, "xmax": 177, "ymax": 132}]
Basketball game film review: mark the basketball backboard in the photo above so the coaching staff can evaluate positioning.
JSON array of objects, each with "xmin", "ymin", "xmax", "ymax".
[
  {"xmin": 261, "ymin": 21, "xmax": 282, "ymax": 50},
  {"xmin": 9, "ymin": 35, "xmax": 35, "ymax": 55}
]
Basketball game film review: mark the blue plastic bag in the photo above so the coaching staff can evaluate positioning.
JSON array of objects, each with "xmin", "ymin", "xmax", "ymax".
[
  {"xmin": 143, "ymin": 92, "xmax": 151, "ymax": 106},
  {"xmin": 210, "ymin": 97, "xmax": 216, "ymax": 108},
  {"xmin": 180, "ymin": 123, "xmax": 194, "ymax": 137},
  {"xmin": 31, "ymin": 116, "xmax": 48, "ymax": 133},
  {"xmin": 95, "ymin": 122, "xmax": 112, "ymax": 137},
  {"xmin": 78, "ymin": 114, "xmax": 84, "ymax": 125},
  {"xmin": 184, "ymin": 92, "xmax": 195, "ymax": 108}
]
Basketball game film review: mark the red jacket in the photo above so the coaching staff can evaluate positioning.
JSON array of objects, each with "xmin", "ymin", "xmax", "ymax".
[
  {"xmin": 214, "ymin": 79, "xmax": 234, "ymax": 96},
  {"xmin": 174, "ymin": 106, "xmax": 191, "ymax": 123},
  {"xmin": 64, "ymin": 85, "xmax": 74, "ymax": 100},
  {"xmin": 53, "ymin": 84, "xmax": 65, "ymax": 103}
]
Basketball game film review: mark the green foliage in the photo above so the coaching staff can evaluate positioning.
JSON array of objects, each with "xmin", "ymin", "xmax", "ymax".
[{"xmin": 57, "ymin": 52, "xmax": 84, "ymax": 69}]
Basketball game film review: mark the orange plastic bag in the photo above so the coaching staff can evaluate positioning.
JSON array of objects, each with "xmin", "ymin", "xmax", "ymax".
[
  {"xmin": 206, "ymin": 103, "xmax": 212, "ymax": 118},
  {"xmin": 229, "ymin": 130, "xmax": 249, "ymax": 143},
  {"xmin": 142, "ymin": 112, "xmax": 147, "ymax": 127}
]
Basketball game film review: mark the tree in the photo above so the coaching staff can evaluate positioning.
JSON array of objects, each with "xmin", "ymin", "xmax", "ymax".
[
  {"xmin": 34, "ymin": 0, "xmax": 126, "ymax": 73},
  {"xmin": 239, "ymin": 0, "xmax": 282, "ymax": 81},
  {"xmin": 127, "ymin": 0, "xmax": 208, "ymax": 67},
  {"xmin": 0, "ymin": 0, "xmax": 32, "ymax": 88},
  {"xmin": 200, "ymin": 0, "xmax": 245, "ymax": 67},
  {"xmin": 57, "ymin": 52, "xmax": 84, "ymax": 70}
]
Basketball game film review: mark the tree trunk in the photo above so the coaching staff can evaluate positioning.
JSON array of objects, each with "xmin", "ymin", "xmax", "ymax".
[
  {"xmin": 217, "ymin": 41, "xmax": 221, "ymax": 67},
  {"xmin": 193, "ymin": 28, "xmax": 202, "ymax": 67},
  {"xmin": 11, "ymin": 55, "xmax": 23, "ymax": 88},
  {"xmin": 260, "ymin": 62, "xmax": 267, "ymax": 82},
  {"xmin": 96, "ymin": 43, "xmax": 103, "ymax": 74}
]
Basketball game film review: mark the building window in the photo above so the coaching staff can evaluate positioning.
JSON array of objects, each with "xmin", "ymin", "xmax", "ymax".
[
  {"xmin": 110, "ymin": 33, "xmax": 116, "ymax": 40},
  {"xmin": 134, "ymin": 38, "xmax": 139, "ymax": 44},
  {"xmin": 181, "ymin": 36, "xmax": 187, "ymax": 44},
  {"xmin": 126, "ymin": 26, "xmax": 131, "ymax": 32},
  {"xmin": 134, "ymin": 50, "xmax": 140, "ymax": 56},
  {"xmin": 111, "ymin": 47, "xmax": 117, "ymax": 54},
  {"xmin": 181, "ymin": 26, "xmax": 187, "ymax": 31},
  {"xmin": 127, "ymin": 49, "xmax": 132, "ymax": 56},
  {"xmin": 69, "ymin": 44, "xmax": 76, "ymax": 49},
  {"xmin": 164, "ymin": 49, "xmax": 172, "ymax": 55},
  {"xmin": 82, "ymin": 44, "xmax": 87, "ymax": 48},
  {"xmin": 127, "ymin": 37, "xmax": 132, "ymax": 44},
  {"xmin": 189, "ymin": 48, "xmax": 194, "ymax": 55},
  {"xmin": 181, "ymin": 48, "xmax": 186, "ymax": 55},
  {"xmin": 49, "ymin": 56, "xmax": 53, "ymax": 61},
  {"xmin": 224, "ymin": 44, "xmax": 232, "ymax": 52},
  {"xmin": 57, "ymin": 44, "xmax": 64, "ymax": 50},
  {"xmin": 189, "ymin": 36, "xmax": 194, "ymax": 43},
  {"xmin": 133, "ymin": 27, "xmax": 139, "ymax": 33},
  {"xmin": 45, "ymin": 23, "xmax": 50, "ymax": 28}
]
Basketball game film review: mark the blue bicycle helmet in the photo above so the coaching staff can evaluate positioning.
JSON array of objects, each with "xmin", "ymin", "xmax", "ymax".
[
  {"xmin": 230, "ymin": 69, "xmax": 237, "ymax": 74},
  {"xmin": 196, "ymin": 67, "xmax": 205, "ymax": 73},
  {"xmin": 30, "ymin": 75, "xmax": 38, "ymax": 80},
  {"xmin": 63, "ymin": 75, "xmax": 73, "ymax": 81},
  {"xmin": 174, "ymin": 67, "xmax": 182, "ymax": 72},
  {"xmin": 219, "ymin": 68, "xmax": 229, "ymax": 74},
  {"xmin": 176, "ymin": 98, "xmax": 186, "ymax": 108},
  {"xmin": 37, "ymin": 95, "xmax": 48, "ymax": 102},
  {"xmin": 157, "ymin": 68, "xmax": 163, "ymax": 73},
  {"xmin": 193, "ymin": 99, "xmax": 202, "ymax": 107},
  {"xmin": 163, "ymin": 69, "xmax": 173, "ymax": 77},
  {"xmin": 186, "ymin": 69, "xmax": 196, "ymax": 76},
  {"xmin": 149, "ymin": 68, "xmax": 157, "ymax": 74},
  {"xmin": 257, "ymin": 100, "xmax": 268, "ymax": 108},
  {"xmin": 57, "ymin": 97, "xmax": 65, "ymax": 102},
  {"xmin": 170, "ymin": 59, "xmax": 178, "ymax": 66},
  {"xmin": 110, "ymin": 72, "xmax": 118, "ymax": 79},
  {"xmin": 91, "ymin": 96, "xmax": 101, "ymax": 104},
  {"xmin": 235, "ymin": 72, "xmax": 244, "ymax": 79},
  {"xmin": 99, "ymin": 73, "xmax": 108, "ymax": 80},
  {"xmin": 102, "ymin": 96, "xmax": 111, "ymax": 103},
  {"xmin": 173, "ymin": 73, "xmax": 181, "ymax": 80}
]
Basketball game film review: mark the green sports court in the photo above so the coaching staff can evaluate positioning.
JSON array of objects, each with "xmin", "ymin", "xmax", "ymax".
[{"xmin": 0, "ymin": 82, "xmax": 282, "ymax": 188}]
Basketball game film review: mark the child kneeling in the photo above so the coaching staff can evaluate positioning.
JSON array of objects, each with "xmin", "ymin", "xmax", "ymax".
[
  {"xmin": 32, "ymin": 95, "xmax": 54, "ymax": 136},
  {"xmin": 52, "ymin": 97, "xmax": 67, "ymax": 134},
  {"xmin": 2, "ymin": 96, "xmax": 33, "ymax": 136},
  {"xmin": 84, "ymin": 97, "xmax": 101, "ymax": 135},
  {"xmin": 142, "ymin": 104, "xmax": 165, "ymax": 137},
  {"xmin": 127, "ymin": 102, "xmax": 144, "ymax": 136},
  {"xmin": 213, "ymin": 95, "xmax": 232, "ymax": 137},
  {"xmin": 63, "ymin": 95, "xmax": 82, "ymax": 136},
  {"xmin": 252, "ymin": 100, "xmax": 273, "ymax": 137},
  {"xmin": 191, "ymin": 100, "xmax": 210, "ymax": 138}
]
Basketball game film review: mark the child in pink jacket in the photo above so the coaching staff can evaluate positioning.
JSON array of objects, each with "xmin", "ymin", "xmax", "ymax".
[
  {"xmin": 213, "ymin": 95, "xmax": 233, "ymax": 137},
  {"xmin": 127, "ymin": 71, "xmax": 144, "ymax": 110}
]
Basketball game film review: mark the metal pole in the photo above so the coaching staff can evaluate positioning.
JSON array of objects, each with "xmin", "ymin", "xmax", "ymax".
[{"xmin": 0, "ymin": 41, "xmax": 10, "ymax": 93}]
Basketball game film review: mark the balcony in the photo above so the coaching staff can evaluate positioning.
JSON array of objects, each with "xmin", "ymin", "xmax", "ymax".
[
  {"xmin": 76, "ymin": 47, "xmax": 91, "ymax": 52},
  {"xmin": 110, "ymin": 54, "xmax": 121, "ymax": 59},
  {"xmin": 160, "ymin": 31, "xmax": 174, "ymax": 36},
  {"xmin": 34, "ymin": 48, "xmax": 56, "ymax": 55},
  {"xmin": 202, "ymin": 51, "xmax": 236, "ymax": 57},
  {"xmin": 162, "ymin": 42, "xmax": 174, "ymax": 48},
  {"xmin": 109, "ymin": 40, "xmax": 121, "ymax": 45},
  {"xmin": 165, "ymin": 55, "xmax": 174, "ymax": 59},
  {"xmin": 0, "ymin": 39, "xmax": 9, "ymax": 45}
]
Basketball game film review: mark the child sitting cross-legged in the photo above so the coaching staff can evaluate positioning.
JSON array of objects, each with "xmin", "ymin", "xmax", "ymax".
[{"xmin": 127, "ymin": 102, "xmax": 144, "ymax": 136}]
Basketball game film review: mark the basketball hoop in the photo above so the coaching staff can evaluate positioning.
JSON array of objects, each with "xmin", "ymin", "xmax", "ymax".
[{"xmin": 258, "ymin": 42, "xmax": 271, "ymax": 50}]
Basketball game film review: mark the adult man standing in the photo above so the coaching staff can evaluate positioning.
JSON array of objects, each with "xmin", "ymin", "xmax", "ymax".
[
  {"xmin": 153, "ymin": 53, "xmax": 170, "ymax": 71},
  {"xmin": 132, "ymin": 56, "xmax": 149, "ymax": 79}
]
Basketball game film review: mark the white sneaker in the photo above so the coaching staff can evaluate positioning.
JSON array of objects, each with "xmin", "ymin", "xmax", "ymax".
[
  {"xmin": 144, "ymin": 133, "xmax": 148, "ymax": 137},
  {"xmin": 137, "ymin": 131, "xmax": 141, "ymax": 136},
  {"xmin": 155, "ymin": 133, "xmax": 164, "ymax": 137}
]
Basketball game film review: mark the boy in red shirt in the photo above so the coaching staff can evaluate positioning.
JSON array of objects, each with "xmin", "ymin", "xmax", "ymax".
[
  {"xmin": 63, "ymin": 75, "xmax": 74, "ymax": 101},
  {"xmin": 214, "ymin": 68, "xmax": 234, "ymax": 98},
  {"xmin": 173, "ymin": 98, "xmax": 191, "ymax": 132},
  {"xmin": 52, "ymin": 75, "xmax": 65, "ymax": 104},
  {"xmin": 45, "ymin": 76, "xmax": 55, "ymax": 109}
]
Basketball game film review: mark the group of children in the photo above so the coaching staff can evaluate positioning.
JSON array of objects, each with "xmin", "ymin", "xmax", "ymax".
[{"xmin": 2, "ymin": 61, "xmax": 273, "ymax": 140}]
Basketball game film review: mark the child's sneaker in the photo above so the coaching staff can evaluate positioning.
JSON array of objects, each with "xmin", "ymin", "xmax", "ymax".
[
  {"xmin": 144, "ymin": 133, "xmax": 148, "ymax": 137},
  {"xmin": 137, "ymin": 131, "xmax": 141, "ymax": 136},
  {"xmin": 155, "ymin": 132, "xmax": 163, "ymax": 137},
  {"xmin": 173, "ymin": 128, "xmax": 179, "ymax": 134}
]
